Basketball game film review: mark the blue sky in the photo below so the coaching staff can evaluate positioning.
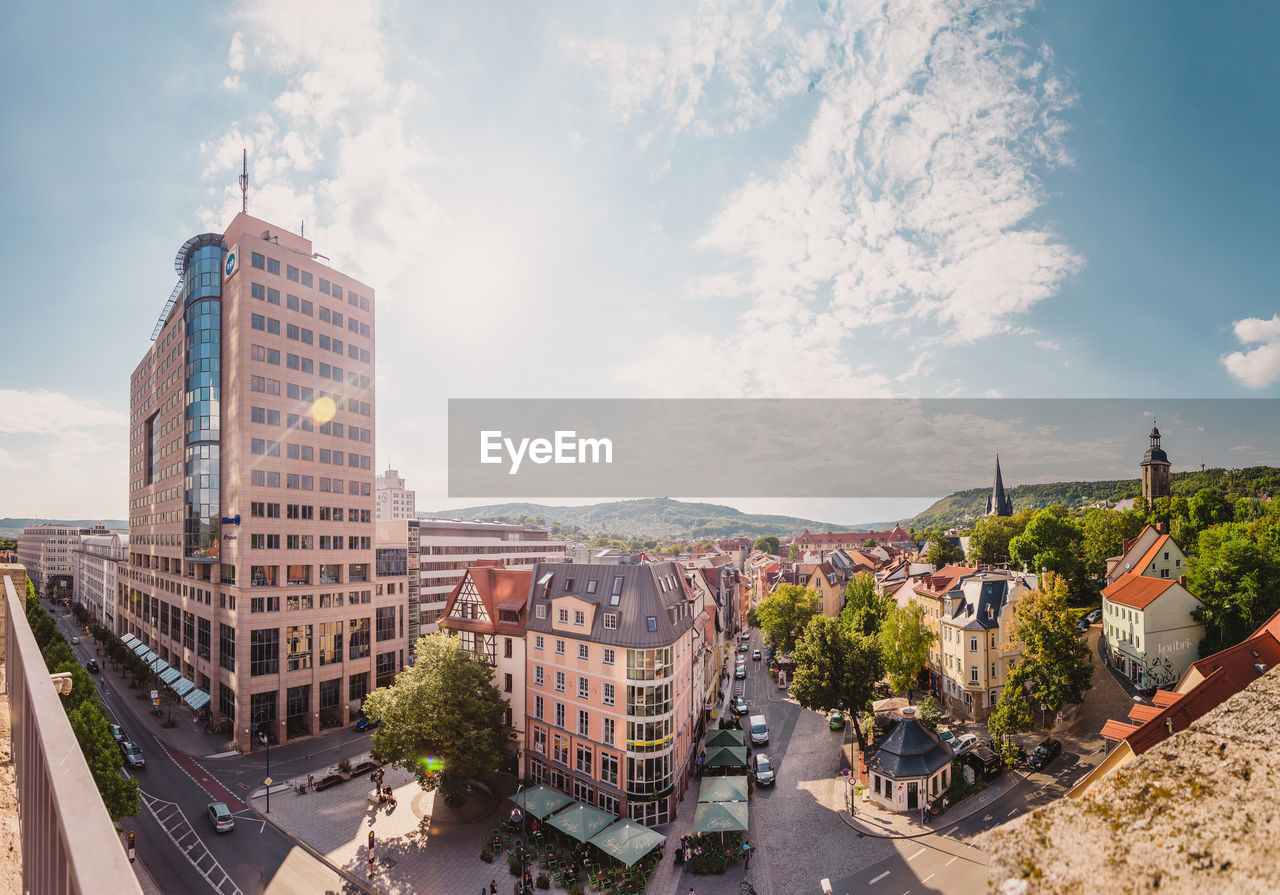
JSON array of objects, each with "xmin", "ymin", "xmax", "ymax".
[{"xmin": 1, "ymin": 0, "xmax": 1278, "ymax": 523}]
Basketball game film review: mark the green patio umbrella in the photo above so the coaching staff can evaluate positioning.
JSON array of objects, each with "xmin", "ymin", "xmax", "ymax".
[
  {"xmin": 547, "ymin": 802, "xmax": 616, "ymax": 843},
  {"xmin": 507, "ymin": 784, "xmax": 574, "ymax": 819},
  {"xmin": 697, "ymin": 776, "xmax": 749, "ymax": 803},
  {"xmin": 705, "ymin": 728, "xmax": 746, "ymax": 748},
  {"xmin": 691, "ymin": 800, "xmax": 749, "ymax": 834},
  {"xmin": 589, "ymin": 818, "xmax": 667, "ymax": 867},
  {"xmin": 702, "ymin": 744, "xmax": 749, "ymax": 769}
]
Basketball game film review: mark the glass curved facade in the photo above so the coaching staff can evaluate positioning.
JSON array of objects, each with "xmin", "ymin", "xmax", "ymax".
[
  {"xmin": 181, "ymin": 239, "xmax": 224, "ymax": 560},
  {"xmin": 625, "ymin": 647, "xmax": 676, "ymax": 798}
]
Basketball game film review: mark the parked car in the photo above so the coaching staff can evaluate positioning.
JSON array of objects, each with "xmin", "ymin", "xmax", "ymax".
[
  {"xmin": 953, "ymin": 733, "xmax": 979, "ymax": 756},
  {"xmin": 752, "ymin": 753, "xmax": 776, "ymax": 786},
  {"xmin": 86, "ymin": 658, "xmax": 99, "ymax": 674},
  {"xmin": 119, "ymin": 741, "xmax": 145, "ymax": 769},
  {"xmin": 735, "ymin": 665, "xmax": 746, "ymax": 679},
  {"xmin": 733, "ymin": 697, "xmax": 749, "ymax": 716},
  {"xmin": 829, "ymin": 711, "xmax": 846, "ymax": 730},
  {"xmin": 1077, "ymin": 618, "xmax": 1090, "ymax": 634},
  {"xmin": 72, "ymin": 636, "xmax": 80, "ymax": 645},
  {"xmin": 738, "ymin": 641, "xmax": 749, "ymax": 652},
  {"xmin": 354, "ymin": 714, "xmax": 381, "ymax": 732},
  {"xmin": 1028, "ymin": 738, "xmax": 1062, "ymax": 771},
  {"xmin": 936, "ymin": 726, "xmax": 955, "ymax": 747},
  {"xmin": 109, "ymin": 723, "xmax": 125, "ymax": 744},
  {"xmin": 207, "ymin": 801, "xmax": 235, "ymax": 832},
  {"xmin": 1087, "ymin": 609, "xmax": 1102, "ymax": 624},
  {"xmin": 752, "ymin": 649, "xmax": 762, "ymax": 661},
  {"xmin": 961, "ymin": 745, "xmax": 1003, "ymax": 778}
]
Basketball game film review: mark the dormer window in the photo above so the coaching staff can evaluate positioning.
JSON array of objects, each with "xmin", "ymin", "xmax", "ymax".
[
  {"xmin": 646, "ymin": 616, "xmax": 657, "ymax": 632},
  {"xmin": 986, "ymin": 606, "xmax": 994, "ymax": 620},
  {"xmin": 565, "ymin": 578, "xmax": 575, "ymax": 592},
  {"xmin": 586, "ymin": 580, "xmax": 598, "ymax": 594}
]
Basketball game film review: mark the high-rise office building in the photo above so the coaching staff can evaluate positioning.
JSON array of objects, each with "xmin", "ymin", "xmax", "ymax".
[
  {"xmin": 19, "ymin": 522, "xmax": 101, "ymax": 596},
  {"xmin": 376, "ymin": 467, "xmax": 416, "ymax": 520},
  {"xmin": 124, "ymin": 213, "xmax": 405, "ymax": 750}
]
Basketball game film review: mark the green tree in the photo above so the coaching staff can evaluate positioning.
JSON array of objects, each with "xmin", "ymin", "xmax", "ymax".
[
  {"xmin": 1008, "ymin": 508, "xmax": 1083, "ymax": 581},
  {"xmin": 1005, "ymin": 572, "xmax": 1093, "ymax": 724},
  {"xmin": 839, "ymin": 572, "xmax": 890, "ymax": 636},
  {"xmin": 365, "ymin": 634, "xmax": 509, "ymax": 801},
  {"xmin": 67, "ymin": 701, "xmax": 140, "ymax": 821},
  {"xmin": 1187, "ymin": 522, "xmax": 1280, "ymax": 655},
  {"xmin": 755, "ymin": 584, "xmax": 821, "ymax": 653},
  {"xmin": 787, "ymin": 543, "xmax": 800, "ymax": 560},
  {"xmin": 1188, "ymin": 488, "xmax": 1231, "ymax": 533},
  {"xmin": 987, "ymin": 665, "xmax": 1035, "ymax": 762},
  {"xmin": 753, "ymin": 536, "xmax": 780, "ymax": 555},
  {"xmin": 967, "ymin": 514, "xmax": 1027, "ymax": 566},
  {"xmin": 1079, "ymin": 508, "xmax": 1146, "ymax": 579},
  {"xmin": 915, "ymin": 695, "xmax": 942, "ymax": 733},
  {"xmin": 876, "ymin": 602, "xmax": 935, "ymax": 695},
  {"xmin": 922, "ymin": 525, "xmax": 965, "ymax": 566},
  {"xmin": 790, "ymin": 616, "xmax": 884, "ymax": 751}
]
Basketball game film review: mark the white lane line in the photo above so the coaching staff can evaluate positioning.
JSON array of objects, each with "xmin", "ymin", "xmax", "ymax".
[
  {"xmin": 870, "ymin": 871, "xmax": 889, "ymax": 884},
  {"xmin": 140, "ymin": 791, "xmax": 243, "ymax": 895},
  {"xmin": 1007, "ymin": 808, "xmax": 1018, "ymax": 817},
  {"xmin": 908, "ymin": 848, "xmax": 925, "ymax": 860},
  {"xmin": 922, "ymin": 874, "xmax": 935, "ymax": 884},
  {"xmin": 945, "ymin": 856, "xmax": 958, "ymax": 867}
]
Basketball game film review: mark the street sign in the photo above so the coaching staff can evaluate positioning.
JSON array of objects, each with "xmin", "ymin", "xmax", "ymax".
[
  {"xmin": 847, "ymin": 776, "xmax": 857, "ymax": 786},
  {"xmin": 151, "ymin": 690, "xmax": 158, "ymax": 700},
  {"xmin": 839, "ymin": 768, "xmax": 850, "ymax": 777},
  {"xmin": 127, "ymin": 831, "xmax": 135, "ymax": 864},
  {"xmin": 265, "ymin": 777, "xmax": 272, "ymax": 786}
]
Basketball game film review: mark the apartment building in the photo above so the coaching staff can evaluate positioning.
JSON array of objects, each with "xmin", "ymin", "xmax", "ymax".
[
  {"xmin": 524, "ymin": 561, "xmax": 704, "ymax": 827},
  {"xmin": 1101, "ymin": 573, "xmax": 1204, "ymax": 689},
  {"xmin": 416, "ymin": 519, "xmax": 569, "ymax": 633},
  {"xmin": 73, "ymin": 530, "xmax": 128, "ymax": 628},
  {"xmin": 936, "ymin": 570, "xmax": 1036, "ymax": 721},
  {"xmin": 123, "ymin": 213, "xmax": 406, "ymax": 750},
  {"xmin": 376, "ymin": 467, "xmax": 416, "ymax": 521},
  {"xmin": 439, "ymin": 562, "xmax": 531, "ymax": 747},
  {"xmin": 377, "ymin": 518, "xmax": 421, "ymax": 653},
  {"xmin": 19, "ymin": 523, "xmax": 100, "ymax": 595}
]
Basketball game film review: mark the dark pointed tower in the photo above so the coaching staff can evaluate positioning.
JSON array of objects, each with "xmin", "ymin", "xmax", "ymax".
[
  {"xmin": 1141, "ymin": 422, "xmax": 1171, "ymax": 503},
  {"xmin": 985, "ymin": 455, "xmax": 1013, "ymax": 517}
]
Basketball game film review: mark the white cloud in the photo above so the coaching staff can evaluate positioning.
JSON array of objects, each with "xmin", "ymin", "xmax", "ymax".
[
  {"xmin": 0, "ymin": 389, "xmax": 127, "ymax": 434},
  {"xmin": 1222, "ymin": 314, "xmax": 1280, "ymax": 388},
  {"xmin": 572, "ymin": 0, "xmax": 1082, "ymax": 394}
]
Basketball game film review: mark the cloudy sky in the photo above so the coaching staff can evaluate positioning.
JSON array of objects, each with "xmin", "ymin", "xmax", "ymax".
[{"xmin": 2, "ymin": 0, "xmax": 1278, "ymax": 523}]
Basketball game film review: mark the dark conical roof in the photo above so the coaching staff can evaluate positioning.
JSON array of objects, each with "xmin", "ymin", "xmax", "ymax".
[
  {"xmin": 1142, "ymin": 423, "xmax": 1170, "ymax": 466},
  {"xmin": 864, "ymin": 716, "xmax": 954, "ymax": 778},
  {"xmin": 985, "ymin": 455, "xmax": 1012, "ymax": 516}
]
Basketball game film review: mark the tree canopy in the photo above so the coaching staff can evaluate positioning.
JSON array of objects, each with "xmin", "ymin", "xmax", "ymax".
[
  {"xmin": 1008, "ymin": 507, "xmax": 1083, "ymax": 582},
  {"xmin": 753, "ymin": 536, "xmax": 780, "ymax": 555},
  {"xmin": 1005, "ymin": 572, "xmax": 1093, "ymax": 721},
  {"xmin": 839, "ymin": 572, "xmax": 890, "ymax": 636},
  {"xmin": 966, "ymin": 513, "xmax": 1029, "ymax": 566},
  {"xmin": 755, "ymin": 584, "xmax": 821, "ymax": 653},
  {"xmin": 876, "ymin": 602, "xmax": 935, "ymax": 695},
  {"xmin": 922, "ymin": 525, "xmax": 965, "ymax": 567},
  {"xmin": 1079, "ymin": 508, "xmax": 1146, "ymax": 578},
  {"xmin": 790, "ymin": 615, "xmax": 884, "ymax": 751},
  {"xmin": 365, "ymin": 633, "xmax": 510, "ymax": 800},
  {"xmin": 1187, "ymin": 519, "xmax": 1280, "ymax": 655}
]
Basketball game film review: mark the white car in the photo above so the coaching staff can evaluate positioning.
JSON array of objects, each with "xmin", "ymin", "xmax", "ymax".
[
  {"xmin": 953, "ymin": 733, "xmax": 979, "ymax": 756},
  {"xmin": 937, "ymin": 727, "xmax": 955, "ymax": 747}
]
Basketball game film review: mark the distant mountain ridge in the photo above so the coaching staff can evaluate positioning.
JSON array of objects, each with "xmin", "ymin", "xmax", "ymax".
[{"xmin": 420, "ymin": 498, "xmax": 867, "ymax": 540}]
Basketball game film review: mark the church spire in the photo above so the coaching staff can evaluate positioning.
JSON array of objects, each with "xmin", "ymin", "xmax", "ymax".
[{"xmin": 986, "ymin": 454, "xmax": 1012, "ymax": 517}]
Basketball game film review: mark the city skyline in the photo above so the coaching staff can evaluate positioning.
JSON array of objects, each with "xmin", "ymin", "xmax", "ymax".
[{"xmin": 3, "ymin": 1, "xmax": 1280, "ymax": 523}]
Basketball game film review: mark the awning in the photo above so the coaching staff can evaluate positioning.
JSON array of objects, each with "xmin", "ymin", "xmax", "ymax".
[
  {"xmin": 691, "ymin": 800, "xmax": 749, "ymax": 834},
  {"xmin": 697, "ymin": 776, "xmax": 748, "ymax": 803},
  {"xmin": 184, "ymin": 689, "xmax": 211, "ymax": 711},
  {"xmin": 137, "ymin": 648, "xmax": 158, "ymax": 665},
  {"xmin": 131, "ymin": 642, "xmax": 151, "ymax": 657},
  {"xmin": 705, "ymin": 729, "xmax": 746, "ymax": 749},
  {"xmin": 588, "ymin": 818, "xmax": 666, "ymax": 867},
  {"xmin": 547, "ymin": 802, "xmax": 616, "ymax": 843},
  {"xmin": 122, "ymin": 634, "xmax": 139, "ymax": 648},
  {"xmin": 508, "ymin": 784, "xmax": 574, "ymax": 820},
  {"xmin": 171, "ymin": 677, "xmax": 195, "ymax": 697},
  {"xmin": 702, "ymin": 745, "xmax": 749, "ymax": 769},
  {"xmin": 159, "ymin": 667, "xmax": 182, "ymax": 685},
  {"xmin": 147, "ymin": 656, "xmax": 170, "ymax": 675}
]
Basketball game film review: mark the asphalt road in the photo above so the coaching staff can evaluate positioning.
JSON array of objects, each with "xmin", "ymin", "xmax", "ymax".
[{"xmin": 55, "ymin": 608, "xmax": 359, "ymax": 895}]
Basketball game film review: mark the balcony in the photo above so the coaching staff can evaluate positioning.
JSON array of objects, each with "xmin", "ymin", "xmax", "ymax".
[{"xmin": 3, "ymin": 565, "xmax": 144, "ymax": 895}]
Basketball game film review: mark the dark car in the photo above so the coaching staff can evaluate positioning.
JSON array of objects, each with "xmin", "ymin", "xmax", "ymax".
[
  {"xmin": 86, "ymin": 658, "xmax": 100, "ymax": 674},
  {"xmin": 961, "ymin": 745, "xmax": 1003, "ymax": 778},
  {"xmin": 752, "ymin": 753, "xmax": 776, "ymax": 786},
  {"xmin": 354, "ymin": 715, "xmax": 381, "ymax": 732},
  {"xmin": 1028, "ymin": 738, "xmax": 1062, "ymax": 771},
  {"xmin": 1077, "ymin": 618, "xmax": 1090, "ymax": 634},
  {"xmin": 120, "ymin": 740, "xmax": 145, "ymax": 769}
]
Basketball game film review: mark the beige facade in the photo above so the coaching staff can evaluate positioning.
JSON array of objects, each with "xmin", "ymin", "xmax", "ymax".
[
  {"xmin": 1102, "ymin": 574, "xmax": 1204, "ymax": 689},
  {"xmin": 375, "ymin": 467, "xmax": 416, "ymax": 521},
  {"xmin": 73, "ymin": 531, "xmax": 128, "ymax": 628},
  {"xmin": 937, "ymin": 572, "xmax": 1034, "ymax": 721},
  {"xmin": 123, "ymin": 214, "xmax": 406, "ymax": 751},
  {"xmin": 19, "ymin": 523, "xmax": 97, "ymax": 595}
]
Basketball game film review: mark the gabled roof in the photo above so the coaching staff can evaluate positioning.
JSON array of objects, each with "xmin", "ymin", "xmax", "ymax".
[
  {"xmin": 1102, "ymin": 572, "xmax": 1198, "ymax": 611},
  {"xmin": 440, "ymin": 564, "xmax": 531, "ymax": 635}
]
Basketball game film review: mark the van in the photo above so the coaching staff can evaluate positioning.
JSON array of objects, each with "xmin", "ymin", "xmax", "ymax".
[{"xmin": 749, "ymin": 714, "xmax": 769, "ymax": 745}]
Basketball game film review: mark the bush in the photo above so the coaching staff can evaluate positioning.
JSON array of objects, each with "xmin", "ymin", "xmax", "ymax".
[
  {"xmin": 536, "ymin": 871, "xmax": 550, "ymax": 889},
  {"xmin": 337, "ymin": 758, "xmax": 353, "ymax": 776},
  {"xmin": 480, "ymin": 846, "xmax": 494, "ymax": 863},
  {"xmin": 509, "ymin": 855, "xmax": 522, "ymax": 876},
  {"xmin": 570, "ymin": 885, "xmax": 585, "ymax": 895}
]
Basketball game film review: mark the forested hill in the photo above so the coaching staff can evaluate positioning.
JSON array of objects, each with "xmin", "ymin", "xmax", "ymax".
[{"xmin": 905, "ymin": 466, "xmax": 1280, "ymax": 530}]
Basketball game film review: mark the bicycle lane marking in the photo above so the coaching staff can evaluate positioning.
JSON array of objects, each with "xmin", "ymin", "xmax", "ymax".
[
  {"xmin": 140, "ymin": 791, "xmax": 243, "ymax": 895},
  {"xmin": 152, "ymin": 740, "xmax": 247, "ymax": 812}
]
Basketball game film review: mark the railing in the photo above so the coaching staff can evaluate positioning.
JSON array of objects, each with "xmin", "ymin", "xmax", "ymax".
[{"xmin": 3, "ymin": 566, "xmax": 144, "ymax": 895}]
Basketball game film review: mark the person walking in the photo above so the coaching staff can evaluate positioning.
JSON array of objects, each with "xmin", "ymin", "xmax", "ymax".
[
  {"xmin": 489, "ymin": 881, "xmax": 497, "ymax": 895},
  {"xmin": 742, "ymin": 839, "xmax": 752, "ymax": 869}
]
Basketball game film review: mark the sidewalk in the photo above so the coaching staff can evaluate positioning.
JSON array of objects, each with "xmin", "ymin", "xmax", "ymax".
[
  {"xmin": 249, "ymin": 762, "xmax": 508, "ymax": 895},
  {"xmin": 840, "ymin": 767, "xmax": 1025, "ymax": 839}
]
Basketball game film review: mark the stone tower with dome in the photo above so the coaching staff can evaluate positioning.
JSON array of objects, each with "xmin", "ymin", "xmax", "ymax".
[{"xmin": 1140, "ymin": 423, "xmax": 1172, "ymax": 503}]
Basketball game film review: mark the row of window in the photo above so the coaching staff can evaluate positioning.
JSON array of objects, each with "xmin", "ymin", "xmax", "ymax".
[
  {"xmin": 531, "ymin": 700, "xmax": 617, "ymax": 747},
  {"xmin": 534, "ymin": 666, "xmax": 618, "ymax": 705},
  {"xmin": 248, "ymin": 618, "xmax": 385, "ymax": 675},
  {"xmin": 248, "ymin": 253, "xmax": 371, "ymax": 312},
  {"xmin": 249, "ymin": 533, "xmax": 373, "ymax": 551},
  {"xmin": 250, "ymin": 438, "xmax": 372, "ymax": 466},
  {"xmin": 250, "ymin": 564, "xmax": 370, "ymax": 587},
  {"xmin": 246, "ymin": 467, "xmax": 372, "ymax": 495},
  {"xmin": 251, "ymin": 283, "xmax": 371, "ymax": 338},
  {"xmin": 249, "ymin": 502, "xmax": 372, "ymax": 523},
  {"xmin": 532, "ymin": 634, "xmax": 616, "ymax": 665}
]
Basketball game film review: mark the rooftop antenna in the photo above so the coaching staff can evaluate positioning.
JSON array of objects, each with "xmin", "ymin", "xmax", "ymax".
[
  {"xmin": 301, "ymin": 219, "xmax": 305, "ymax": 237},
  {"xmin": 239, "ymin": 148, "xmax": 249, "ymax": 214}
]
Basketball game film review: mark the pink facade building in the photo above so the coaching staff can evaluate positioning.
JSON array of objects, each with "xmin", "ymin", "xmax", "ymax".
[
  {"xmin": 123, "ymin": 213, "xmax": 406, "ymax": 751},
  {"xmin": 524, "ymin": 561, "xmax": 708, "ymax": 827}
]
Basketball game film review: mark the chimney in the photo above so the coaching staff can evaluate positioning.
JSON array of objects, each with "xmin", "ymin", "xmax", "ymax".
[
  {"xmin": 1156, "ymin": 522, "xmax": 1169, "ymax": 535},
  {"xmin": 1178, "ymin": 575, "xmax": 1187, "ymax": 587}
]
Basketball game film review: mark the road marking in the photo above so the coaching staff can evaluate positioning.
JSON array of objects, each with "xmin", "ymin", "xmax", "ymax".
[
  {"xmin": 982, "ymin": 814, "xmax": 992, "ymax": 822},
  {"xmin": 922, "ymin": 874, "xmax": 935, "ymax": 884},
  {"xmin": 945, "ymin": 856, "xmax": 958, "ymax": 867},
  {"xmin": 869, "ymin": 871, "xmax": 889, "ymax": 884},
  {"xmin": 204, "ymin": 751, "xmax": 241, "ymax": 760},
  {"xmin": 140, "ymin": 791, "xmax": 243, "ymax": 895},
  {"xmin": 1007, "ymin": 809, "xmax": 1018, "ymax": 817},
  {"xmin": 908, "ymin": 848, "xmax": 925, "ymax": 861}
]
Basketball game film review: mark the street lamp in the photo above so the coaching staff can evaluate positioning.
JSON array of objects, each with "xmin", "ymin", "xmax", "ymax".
[
  {"xmin": 254, "ymin": 711, "xmax": 271, "ymax": 813},
  {"xmin": 514, "ymin": 782, "xmax": 528, "ymax": 892}
]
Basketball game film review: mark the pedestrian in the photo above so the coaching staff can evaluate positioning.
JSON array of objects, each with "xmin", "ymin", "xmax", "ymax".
[
  {"xmin": 490, "ymin": 881, "xmax": 497, "ymax": 895},
  {"xmin": 307, "ymin": 774, "xmax": 314, "ymax": 791},
  {"xmin": 742, "ymin": 838, "xmax": 751, "ymax": 869},
  {"xmin": 683, "ymin": 847, "xmax": 692, "ymax": 870}
]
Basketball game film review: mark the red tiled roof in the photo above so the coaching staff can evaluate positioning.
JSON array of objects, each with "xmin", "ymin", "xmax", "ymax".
[
  {"xmin": 1127, "ymin": 704, "xmax": 1163, "ymax": 723},
  {"xmin": 1101, "ymin": 572, "xmax": 1190, "ymax": 610},
  {"xmin": 1100, "ymin": 720, "xmax": 1142, "ymax": 741},
  {"xmin": 1129, "ymin": 533, "xmax": 1171, "ymax": 576},
  {"xmin": 440, "ymin": 564, "xmax": 531, "ymax": 632},
  {"xmin": 1151, "ymin": 690, "xmax": 1182, "ymax": 707}
]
